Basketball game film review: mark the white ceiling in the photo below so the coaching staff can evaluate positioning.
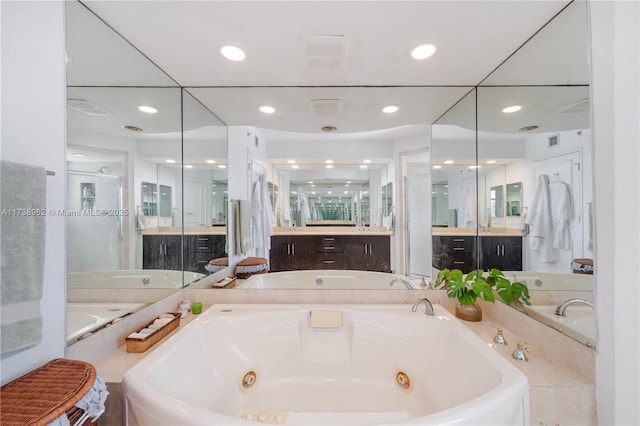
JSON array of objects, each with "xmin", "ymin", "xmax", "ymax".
[{"xmin": 66, "ymin": 0, "xmax": 589, "ymax": 138}]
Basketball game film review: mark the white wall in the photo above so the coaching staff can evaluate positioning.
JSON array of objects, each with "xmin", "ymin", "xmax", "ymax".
[
  {"xmin": 590, "ymin": 1, "xmax": 640, "ymax": 424},
  {"xmin": 0, "ymin": 1, "xmax": 67, "ymax": 384}
]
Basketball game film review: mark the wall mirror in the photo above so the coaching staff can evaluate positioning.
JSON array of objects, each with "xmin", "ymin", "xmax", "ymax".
[
  {"xmin": 433, "ymin": 0, "xmax": 595, "ymax": 348},
  {"xmin": 64, "ymin": 1, "xmax": 228, "ymax": 345}
]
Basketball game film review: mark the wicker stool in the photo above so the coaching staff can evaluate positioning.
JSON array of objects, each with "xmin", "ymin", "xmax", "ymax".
[
  {"xmin": 236, "ymin": 257, "xmax": 269, "ymax": 279},
  {"xmin": 205, "ymin": 257, "xmax": 229, "ymax": 274},
  {"xmin": 0, "ymin": 358, "xmax": 99, "ymax": 426}
]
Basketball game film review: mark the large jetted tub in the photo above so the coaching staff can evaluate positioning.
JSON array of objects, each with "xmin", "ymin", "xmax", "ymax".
[
  {"xmin": 67, "ymin": 269, "xmax": 205, "ymax": 289},
  {"xmin": 237, "ymin": 270, "xmax": 419, "ymax": 289},
  {"xmin": 123, "ymin": 304, "xmax": 530, "ymax": 425}
]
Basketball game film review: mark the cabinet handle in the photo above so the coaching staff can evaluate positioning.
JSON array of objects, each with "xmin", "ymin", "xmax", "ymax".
[
  {"xmin": 197, "ymin": 237, "xmax": 209, "ymax": 241},
  {"xmin": 453, "ymin": 261, "xmax": 465, "ymax": 265},
  {"xmin": 453, "ymin": 247, "xmax": 464, "ymax": 251},
  {"xmin": 501, "ymin": 245, "xmax": 505, "ymax": 256},
  {"xmin": 497, "ymin": 245, "xmax": 500, "ymax": 256},
  {"xmin": 323, "ymin": 237, "xmax": 335, "ymax": 241},
  {"xmin": 197, "ymin": 246, "xmax": 209, "ymax": 250},
  {"xmin": 287, "ymin": 244, "xmax": 291, "ymax": 255},
  {"xmin": 368, "ymin": 244, "xmax": 373, "ymax": 255},
  {"xmin": 324, "ymin": 260, "xmax": 335, "ymax": 264},
  {"xmin": 292, "ymin": 244, "xmax": 295, "ymax": 255},
  {"xmin": 453, "ymin": 239, "xmax": 465, "ymax": 242},
  {"xmin": 324, "ymin": 246, "xmax": 335, "ymax": 250}
]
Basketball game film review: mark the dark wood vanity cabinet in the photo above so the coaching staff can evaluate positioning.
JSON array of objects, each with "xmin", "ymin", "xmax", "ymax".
[
  {"xmin": 270, "ymin": 234, "xmax": 391, "ymax": 272},
  {"xmin": 143, "ymin": 234, "xmax": 226, "ymax": 273},
  {"xmin": 432, "ymin": 234, "xmax": 522, "ymax": 273},
  {"xmin": 432, "ymin": 235, "xmax": 478, "ymax": 273},
  {"xmin": 479, "ymin": 236, "xmax": 522, "ymax": 271}
]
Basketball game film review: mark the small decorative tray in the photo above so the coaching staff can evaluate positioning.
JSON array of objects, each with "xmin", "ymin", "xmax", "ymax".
[{"xmin": 125, "ymin": 312, "xmax": 181, "ymax": 353}]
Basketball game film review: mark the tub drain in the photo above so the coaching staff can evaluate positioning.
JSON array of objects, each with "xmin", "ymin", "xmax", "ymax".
[
  {"xmin": 241, "ymin": 370, "xmax": 257, "ymax": 390},
  {"xmin": 395, "ymin": 371, "xmax": 412, "ymax": 391}
]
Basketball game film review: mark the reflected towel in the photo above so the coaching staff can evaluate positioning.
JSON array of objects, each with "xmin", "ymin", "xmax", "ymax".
[
  {"xmin": 233, "ymin": 200, "xmax": 253, "ymax": 254},
  {"xmin": 1, "ymin": 160, "xmax": 46, "ymax": 355},
  {"xmin": 135, "ymin": 207, "xmax": 147, "ymax": 231}
]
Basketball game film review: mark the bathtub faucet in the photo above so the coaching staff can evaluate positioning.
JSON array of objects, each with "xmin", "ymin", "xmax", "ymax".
[
  {"xmin": 389, "ymin": 277, "xmax": 414, "ymax": 289},
  {"xmin": 411, "ymin": 297, "xmax": 434, "ymax": 315},
  {"xmin": 555, "ymin": 298, "xmax": 594, "ymax": 316}
]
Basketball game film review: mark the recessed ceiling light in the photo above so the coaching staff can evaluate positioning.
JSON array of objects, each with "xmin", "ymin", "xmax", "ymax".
[
  {"xmin": 184, "ymin": 165, "xmax": 193, "ymax": 169},
  {"xmin": 220, "ymin": 45, "xmax": 246, "ymax": 61},
  {"xmin": 411, "ymin": 43, "xmax": 437, "ymax": 60},
  {"xmin": 325, "ymin": 159, "xmax": 334, "ymax": 164},
  {"xmin": 444, "ymin": 160, "xmax": 454, "ymax": 164},
  {"xmin": 433, "ymin": 165, "xmax": 442, "ymax": 169},
  {"xmin": 291, "ymin": 164, "xmax": 299, "ymax": 169},
  {"xmin": 138, "ymin": 105, "xmax": 157, "ymax": 114},
  {"xmin": 344, "ymin": 184, "xmax": 350, "ymax": 187},
  {"xmin": 347, "ymin": 181, "xmax": 351, "ymax": 184},
  {"xmin": 73, "ymin": 153, "xmax": 87, "ymax": 158},
  {"xmin": 259, "ymin": 105, "xmax": 276, "ymax": 114},
  {"xmin": 326, "ymin": 165, "xmax": 334, "ymax": 169},
  {"xmin": 308, "ymin": 181, "xmax": 314, "ymax": 184},
  {"xmin": 486, "ymin": 160, "xmax": 497, "ymax": 164},
  {"xmin": 382, "ymin": 105, "xmax": 399, "ymax": 114},
  {"xmin": 165, "ymin": 159, "xmax": 176, "ymax": 164},
  {"xmin": 363, "ymin": 159, "xmax": 372, "ymax": 164},
  {"xmin": 328, "ymin": 191, "xmax": 332, "ymax": 195},
  {"xmin": 360, "ymin": 165, "xmax": 368, "ymax": 169},
  {"xmin": 288, "ymin": 160, "xmax": 296, "ymax": 164},
  {"xmin": 206, "ymin": 159, "xmax": 216, "ymax": 164},
  {"xmin": 502, "ymin": 105, "xmax": 522, "ymax": 113},
  {"xmin": 310, "ymin": 184, "xmax": 315, "ymax": 187},
  {"xmin": 468, "ymin": 165, "xmax": 481, "ymax": 169},
  {"xmin": 218, "ymin": 165, "xmax": 227, "ymax": 169}
]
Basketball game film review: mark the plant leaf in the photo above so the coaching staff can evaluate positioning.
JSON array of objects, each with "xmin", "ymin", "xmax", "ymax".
[{"xmin": 471, "ymin": 279, "xmax": 495, "ymax": 303}]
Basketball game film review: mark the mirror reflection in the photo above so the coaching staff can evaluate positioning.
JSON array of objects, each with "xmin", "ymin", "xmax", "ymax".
[{"xmin": 64, "ymin": 2, "xmax": 228, "ymax": 345}]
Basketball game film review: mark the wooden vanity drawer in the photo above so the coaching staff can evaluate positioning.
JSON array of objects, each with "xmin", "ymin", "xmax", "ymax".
[
  {"xmin": 315, "ymin": 252, "xmax": 346, "ymax": 269},
  {"xmin": 311, "ymin": 236, "xmax": 346, "ymax": 253}
]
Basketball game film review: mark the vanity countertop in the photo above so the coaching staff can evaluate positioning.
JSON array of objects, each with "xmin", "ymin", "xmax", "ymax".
[
  {"xmin": 140, "ymin": 226, "xmax": 226, "ymax": 236},
  {"xmin": 272, "ymin": 226, "xmax": 393, "ymax": 236},
  {"xmin": 432, "ymin": 227, "xmax": 523, "ymax": 237}
]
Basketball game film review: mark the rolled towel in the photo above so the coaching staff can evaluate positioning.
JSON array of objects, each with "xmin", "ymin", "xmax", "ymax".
[
  {"xmin": 139, "ymin": 328, "xmax": 155, "ymax": 334},
  {"xmin": 153, "ymin": 318, "xmax": 172, "ymax": 327},
  {"xmin": 127, "ymin": 332, "xmax": 147, "ymax": 340}
]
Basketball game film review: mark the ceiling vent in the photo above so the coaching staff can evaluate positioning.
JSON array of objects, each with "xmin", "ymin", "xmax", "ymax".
[
  {"xmin": 67, "ymin": 99, "xmax": 111, "ymax": 116},
  {"xmin": 301, "ymin": 35, "xmax": 347, "ymax": 69},
  {"xmin": 554, "ymin": 98, "xmax": 590, "ymax": 114},
  {"xmin": 311, "ymin": 99, "xmax": 342, "ymax": 115}
]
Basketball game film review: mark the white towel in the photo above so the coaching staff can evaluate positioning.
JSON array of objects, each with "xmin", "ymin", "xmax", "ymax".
[
  {"xmin": 233, "ymin": 200, "xmax": 252, "ymax": 254},
  {"xmin": 525, "ymin": 174, "xmax": 557, "ymax": 262},
  {"xmin": 1, "ymin": 160, "xmax": 46, "ymax": 355}
]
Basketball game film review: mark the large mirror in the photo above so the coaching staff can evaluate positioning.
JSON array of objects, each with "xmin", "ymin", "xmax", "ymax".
[
  {"xmin": 64, "ymin": 2, "xmax": 228, "ymax": 345},
  {"xmin": 433, "ymin": 1, "xmax": 594, "ymax": 348}
]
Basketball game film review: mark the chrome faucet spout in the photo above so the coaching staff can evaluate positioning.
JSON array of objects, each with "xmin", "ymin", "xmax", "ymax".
[
  {"xmin": 555, "ymin": 298, "xmax": 594, "ymax": 316},
  {"xmin": 389, "ymin": 277, "xmax": 413, "ymax": 289},
  {"xmin": 412, "ymin": 297, "xmax": 435, "ymax": 315}
]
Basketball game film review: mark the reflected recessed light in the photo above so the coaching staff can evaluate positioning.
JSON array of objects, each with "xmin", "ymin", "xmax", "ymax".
[
  {"xmin": 259, "ymin": 105, "xmax": 276, "ymax": 114},
  {"xmin": 468, "ymin": 165, "xmax": 481, "ymax": 169},
  {"xmin": 220, "ymin": 45, "xmax": 246, "ymax": 61},
  {"xmin": 218, "ymin": 164, "xmax": 227, "ymax": 169},
  {"xmin": 312, "ymin": 191, "xmax": 316, "ymax": 195},
  {"xmin": 328, "ymin": 191, "xmax": 332, "ymax": 195},
  {"xmin": 382, "ymin": 105, "xmax": 399, "ymax": 114},
  {"xmin": 138, "ymin": 105, "xmax": 157, "ymax": 114},
  {"xmin": 165, "ymin": 159, "xmax": 176, "ymax": 164},
  {"xmin": 326, "ymin": 165, "xmax": 334, "ymax": 169},
  {"xmin": 73, "ymin": 153, "xmax": 87, "ymax": 158},
  {"xmin": 310, "ymin": 184, "xmax": 315, "ymax": 187},
  {"xmin": 206, "ymin": 159, "xmax": 216, "ymax": 164},
  {"xmin": 486, "ymin": 160, "xmax": 497, "ymax": 164},
  {"xmin": 344, "ymin": 191, "xmax": 349, "ymax": 194},
  {"xmin": 291, "ymin": 164, "xmax": 299, "ymax": 169},
  {"xmin": 347, "ymin": 181, "xmax": 351, "ymax": 184},
  {"xmin": 411, "ymin": 43, "xmax": 437, "ymax": 60},
  {"xmin": 363, "ymin": 159, "xmax": 372, "ymax": 164},
  {"xmin": 502, "ymin": 105, "xmax": 522, "ymax": 113},
  {"xmin": 360, "ymin": 165, "xmax": 368, "ymax": 169},
  {"xmin": 344, "ymin": 184, "xmax": 350, "ymax": 187},
  {"xmin": 433, "ymin": 165, "xmax": 442, "ymax": 169},
  {"xmin": 444, "ymin": 160, "xmax": 454, "ymax": 164},
  {"xmin": 325, "ymin": 159, "xmax": 334, "ymax": 164},
  {"xmin": 184, "ymin": 165, "xmax": 193, "ymax": 169},
  {"xmin": 287, "ymin": 160, "xmax": 296, "ymax": 164},
  {"xmin": 308, "ymin": 181, "xmax": 314, "ymax": 184}
]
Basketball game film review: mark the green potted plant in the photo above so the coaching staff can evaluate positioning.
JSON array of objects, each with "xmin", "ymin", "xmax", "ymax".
[{"xmin": 435, "ymin": 268, "xmax": 530, "ymax": 321}]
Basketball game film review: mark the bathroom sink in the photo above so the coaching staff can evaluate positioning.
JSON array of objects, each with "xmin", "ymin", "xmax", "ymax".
[{"xmin": 526, "ymin": 304, "xmax": 595, "ymax": 348}]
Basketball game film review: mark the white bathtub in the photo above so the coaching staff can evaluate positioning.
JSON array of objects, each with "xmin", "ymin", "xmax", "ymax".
[
  {"xmin": 123, "ymin": 304, "xmax": 530, "ymax": 425},
  {"xmin": 504, "ymin": 271, "xmax": 594, "ymax": 291},
  {"xmin": 526, "ymin": 304, "xmax": 596, "ymax": 348},
  {"xmin": 67, "ymin": 269, "xmax": 205, "ymax": 289},
  {"xmin": 237, "ymin": 270, "xmax": 419, "ymax": 289},
  {"xmin": 67, "ymin": 302, "xmax": 146, "ymax": 344}
]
